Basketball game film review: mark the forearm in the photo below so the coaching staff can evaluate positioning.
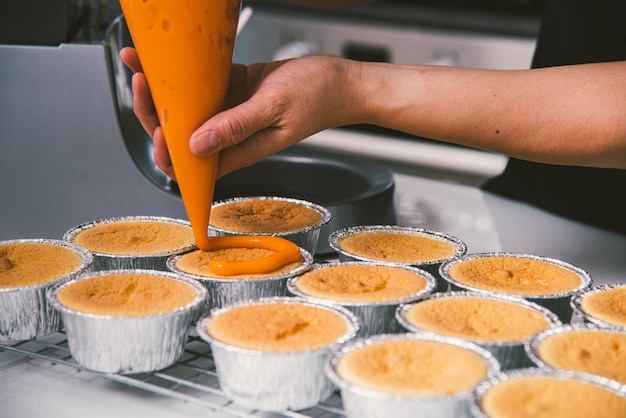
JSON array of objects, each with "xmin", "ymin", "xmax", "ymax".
[{"xmin": 353, "ymin": 60, "xmax": 626, "ymax": 169}]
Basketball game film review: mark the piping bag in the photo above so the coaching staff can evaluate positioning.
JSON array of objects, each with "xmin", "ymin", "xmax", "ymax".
[{"xmin": 119, "ymin": 0, "xmax": 299, "ymax": 275}]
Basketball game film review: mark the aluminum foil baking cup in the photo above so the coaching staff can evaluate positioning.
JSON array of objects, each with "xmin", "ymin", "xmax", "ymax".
[
  {"xmin": 469, "ymin": 367, "xmax": 626, "ymax": 418},
  {"xmin": 167, "ymin": 247, "xmax": 313, "ymax": 318},
  {"xmin": 439, "ymin": 252, "xmax": 592, "ymax": 323},
  {"xmin": 209, "ymin": 196, "xmax": 332, "ymax": 256},
  {"xmin": 196, "ymin": 296, "xmax": 360, "ymax": 412},
  {"xmin": 287, "ymin": 261, "xmax": 437, "ymax": 337},
  {"xmin": 526, "ymin": 322, "xmax": 626, "ymax": 388},
  {"xmin": 396, "ymin": 291, "xmax": 561, "ymax": 370},
  {"xmin": 0, "ymin": 239, "xmax": 93, "ymax": 342},
  {"xmin": 63, "ymin": 216, "xmax": 196, "ymax": 271},
  {"xmin": 326, "ymin": 333, "xmax": 500, "ymax": 418},
  {"xmin": 328, "ymin": 225, "xmax": 467, "ymax": 293},
  {"xmin": 570, "ymin": 283, "xmax": 626, "ymax": 328},
  {"xmin": 48, "ymin": 269, "xmax": 207, "ymax": 374}
]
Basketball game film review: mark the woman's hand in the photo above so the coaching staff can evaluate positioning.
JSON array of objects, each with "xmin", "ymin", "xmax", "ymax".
[{"xmin": 120, "ymin": 47, "xmax": 363, "ymax": 179}]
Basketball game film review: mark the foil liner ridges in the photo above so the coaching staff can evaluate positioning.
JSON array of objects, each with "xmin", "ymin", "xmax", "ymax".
[
  {"xmin": 63, "ymin": 216, "xmax": 196, "ymax": 271},
  {"xmin": 570, "ymin": 283, "xmax": 626, "ymax": 328},
  {"xmin": 196, "ymin": 296, "xmax": 360, "ymax": 412},
  {"xmin": 325, "ymin": 333, "xmax": 501, "ymax": 418},
  {"xmin": 0, "ymin": 239, "xmax": 93, "ymax": 342},
  {"xmin": 209, "ymin": 196, "xmax": 332, "ymax": 255},
  {"xmin": 469, "ymin": 367, "xmax": 626, "ymax": 418},
  {"xmin": 167, "ymin": 247, "xmax": 313, "ymax": 317},
  {"xmin": 287, "ymin": 261, "xmax": 437, "ymax": 337},
  {"xmin": 439, "ymin": 252, "xmax": 593, "ymax": 323},
  {"xmin": 328, "ymin": 225, "xmax": 467, "ymax": 293},
  {"xmin": 396, "ymin": 291, "xmax": 562, "ymax": 370},
  {"xmin": 48, "ymin": 269, "xmax": 207, "ymax": 374},
  {"xmin": 525, "ymin": 322, "xmax": 626, "ymax": 388}
]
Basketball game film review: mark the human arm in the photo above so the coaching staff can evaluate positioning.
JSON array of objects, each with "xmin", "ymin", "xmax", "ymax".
[{"xmin": 188, "ymin": 56, "xmax": 626, "ymax": 176}]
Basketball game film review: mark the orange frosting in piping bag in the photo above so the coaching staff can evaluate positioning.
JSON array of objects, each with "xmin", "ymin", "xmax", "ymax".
[{"xmin": 120, "ymin": 0, "xmax": 299, "ymax": 275}]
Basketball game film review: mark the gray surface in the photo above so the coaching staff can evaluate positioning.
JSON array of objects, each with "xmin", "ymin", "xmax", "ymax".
[{"xmin": 0, "ymin": 43, "xmax": 188, "ymax": 241}]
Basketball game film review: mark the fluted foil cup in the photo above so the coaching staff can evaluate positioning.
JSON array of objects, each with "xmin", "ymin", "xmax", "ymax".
[
  {"xmin": 48, "ymin": 269, "xmax": 207, "ymax": 374},
  {"xmin": 64, "ymin": 216, "xmax": 196, "ymax": 271},
  {"xmin": 0, "ymin": 239, "xmax": 93, "ymax": 342},
  {"xmin": 470, "ymin": 368, "xmax": 626, "ymax": 418},
  {"xmin": 570, "ymin": 283, "xmax": 626, "ymax": 328},
  {"xmin": 396, "ymin": 291, "xmax": 562, "ymax": 370},
  {"xmin": 196, "ymin": 296, "xmax": 360, "ymax": 412},
  {"xmin": 326, "ymin": 333, "xmax": 500, "ymax": 418},
  {"xmin": 167, "ymin": 247, "xmax": 313, "ymax": 317},
  {"xmin": 209, "ymin": 196, "xmax": 332, "ymax": 255},
  {"xmin": 328, "ymin": 225, "xmax": 467, "ymax": 293},
  {"xmin": 526, "ymin": 323, "xmax": 626, "ymax": 387},
  {"xmin": 440, "ymin": 252, "xmax": 592, "ymax": 323},
  {"xmin": 287, "ymin": 261, "xmax": 437, "ymax": 337}
]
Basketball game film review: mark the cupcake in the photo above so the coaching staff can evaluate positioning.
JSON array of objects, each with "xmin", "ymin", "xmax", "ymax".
[
  {"xmin": 328, "ymin": 225, "xmax": 467, "ymax": 292},
  {"xmin": 397, "ymin": 291, "xmax": 561, "ymax": 369},
  {"xmin": 287, "ymin": 261, "xmax": 436, "ymax": 337},
  {"xmin": 209, "ymin": 196, "xmax": 331, "ymax": 255},
  {"xmin": 439, "ymin": 252, "xmax": 592, "ymax": 322},
  {"xmin": 167, "ymin": 246, "xmax": 313, "ymax": 314},
  {"xmin": 326, "ymin": 333, "xmax": 500, "ymax": 418},
  {"xmin": 526, "ymin": 323, "xmax": 626, "ymax": 386},
  {"xmin": 64, "ymin": 216, "xmax": 195, "ymax": 270},
  {"xmin": 471, "ymin": 368, "xmax": 626, "ymax": 418},
  {"xmin": 48, "ymin": 269, "xmax": 207, "ymax": 373},
  {"xmin": 571, "ymin": 283, "xmax": 626, "ymax": 328},
  {"xmin": 196, "ymin": 297, "xmax": 359, "ymax": 411},
  {"xmin": 0, "ymin": 239, "xmax": 93, "ymax": 341}
]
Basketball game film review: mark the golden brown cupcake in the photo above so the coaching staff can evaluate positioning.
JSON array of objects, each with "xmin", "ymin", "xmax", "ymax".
[
  {"xmin": 445, "ymin": 254, "xmax": 583, "ymax": 296},
  {"xmin": 335, "ymin": 336, "xmax": 492, "ymax": 397},
  {"xmin": 57, "ymin": 271, "xmax": 198, "ymax": 316},
  {"xmin": 206, "ymin": 300, "xmax": 349, "ymax": 352},
  {"xmin": 1, "ymin": 240, "xmax": 83, "ymax": 287},
  {"xmin": 69, "ymin": 217, "xmax": 194, "ymax": 255},
  {"xmin": 578, "ymin": 285, "xmax": 626, "ymax": 327},
  {"xmin": 210, "ymin": 197, "xmax": 323, "ymax": 234},
  {"xmin": 334, "ymin": 228, "xmax": 460, "ymax": 264},
  {"xmin": 403, "ymin": 294, "xmax": 553, "ymax": 342},
  {"xmin": 293, "ymin": 263, "xmax": 431, "ymax": 303},
  {"xmin": 478, "ymin": 371, "xmax": 626, "ymax": 418},
  {"xmin": 532, "ymin": 325, "xmax": 626, "ymax": 385}
]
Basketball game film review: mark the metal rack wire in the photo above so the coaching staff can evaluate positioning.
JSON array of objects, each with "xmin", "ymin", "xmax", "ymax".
[{"xmin": 0, "ymin": 329, "xmax": 346, "ymax": 418}]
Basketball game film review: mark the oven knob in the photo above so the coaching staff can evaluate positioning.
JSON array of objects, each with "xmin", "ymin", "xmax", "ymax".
[{"xmin": 272, "ymin": 40, "xmax": 317, "ymax": 61}]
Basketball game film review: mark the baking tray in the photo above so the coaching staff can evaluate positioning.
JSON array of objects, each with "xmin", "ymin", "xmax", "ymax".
[{"xmin": 0, "ymin": 328, "xmax": 346, "ymax": 418}]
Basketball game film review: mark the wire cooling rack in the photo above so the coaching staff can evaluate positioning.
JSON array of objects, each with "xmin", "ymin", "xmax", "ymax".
[{"xmin": 0, "ymin": 328, "xmax": 346, "ymax": 418}]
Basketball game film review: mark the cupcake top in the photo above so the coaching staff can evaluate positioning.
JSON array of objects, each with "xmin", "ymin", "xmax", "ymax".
[
  {"xmin": 294, "ymin": 264, "xmax": 430, "ymax": 303},
  {"xmin": 0, "ymin": 241, "xmax": 82, "ymax": 287},
  {"xmin": 579, "ymin": 286, "xmax": 626, "ymax": 327},
  {"xmin": 173, "ymin": 247, "xmax": 306, "ymax": 279},
  {"xmin": 404, "ymin": 295, "xmax": 553, "ymax": 342},
  {"xmin": 57, "ymin": 272, "xmax": 198, "ymax": 316},
  {"xmin": 338, "ymin": 231, "xmax": 458, "ymax": 263},
  {"xmin": 336, "ymin": 338, "xmax": 490, "ymax": 397},
  {"xmin": 206, "ymin": 301, "xmax": 348, "ymax": 352},
  {"xmin": 210, "ymin": 198, "xmax": 323, "ymax": 233},
  {"xmin": 536, "ymin": 328, "xmax": 626, "ymax": 385},
  {"xmin": 447, "ymin": 255, "xmax": 583, "ymax": 296},
  {"xmin": 480, "ymin": 375, "xmax": 626, "ymax": 418},
  {"xmin": 70, "ymin": 218, "xmax": 194, "ymax": 255}
]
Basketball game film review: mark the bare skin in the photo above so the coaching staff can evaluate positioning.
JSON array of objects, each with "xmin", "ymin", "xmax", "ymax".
[{"xmin": 120, "ymin": 45, "xmax": 626, "ymax": 181}]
